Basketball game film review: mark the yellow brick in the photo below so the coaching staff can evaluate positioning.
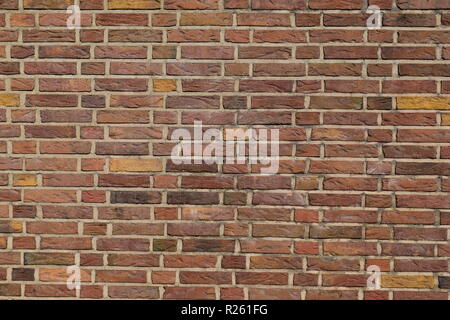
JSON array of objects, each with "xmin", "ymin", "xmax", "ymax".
[
  {"xmin": 13, "ymin": 174, "xmax": 37, "ymax": 187},
  {"xmin": 110, "ymin": 158, "xmax": 162, "ymax": 172},
  {"xmin": 442, "ymin": 114, "xmax": 450, "ymax": 125},
  {"xmin": 0, "ymin": 221, "xmax": 22, "ymax": 233},
  {"xmin": 108, "ymin": 0, "xmax": 161, "ymax": 9},
  {"xmin": 296, "ymin": 177, "xmax": 319, "ymax": 190},
  {"xmin": 381, "ymin": 275, "xmax": 435, "ymax": 289},
  {"xmin": 153, "ymin": 79, "xmax": 177, "ymax": 92},
  {"xmin": 39, "ymin": 268, "xmax": 91, "ymax": 282},
  {"xmin": 0, "ymin": 94, "xmax": 20, "ymax": 107},
  {"xmin": 397, "ymin": 97, "xmax": 450, "ymax": 110},
  {"xmin": 10, "ymin": 221, "xmax": 23, "ymax": 232}
]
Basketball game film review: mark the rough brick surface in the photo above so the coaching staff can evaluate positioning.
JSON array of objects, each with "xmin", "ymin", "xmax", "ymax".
[{"xmin": 0, "ymin": 0, "xmax": 449, "ymax": 300}]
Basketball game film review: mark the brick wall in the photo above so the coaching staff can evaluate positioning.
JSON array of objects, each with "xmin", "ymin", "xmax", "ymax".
[{"xmin": 0, "ymin": 0, "xmax": 449, "ymax": 300}]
